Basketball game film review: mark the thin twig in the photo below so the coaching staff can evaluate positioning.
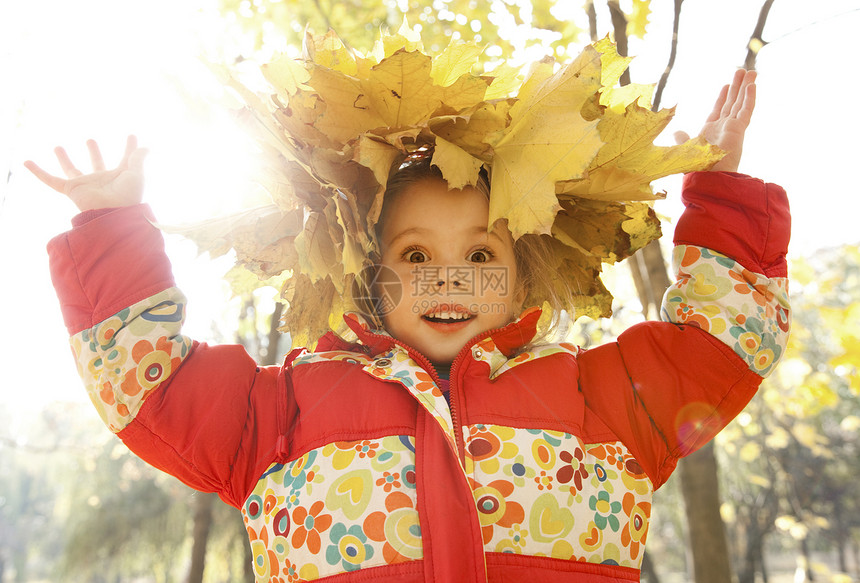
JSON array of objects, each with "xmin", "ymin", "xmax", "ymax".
[
  {"xmin": 767, "ymin": 7, "xmax": 860, "ymax": 45},
  {"xmin": 652, "ymin": 0, "xmax": 684, "ymax": 111},
  {"xmin": 744, "ymin": 0, "xmax": 777, "ymax": 70}
]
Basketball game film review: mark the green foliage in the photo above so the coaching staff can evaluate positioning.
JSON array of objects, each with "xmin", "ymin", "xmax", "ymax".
[
  {"xmin": 717, "ymin": 245, "xmax": 860, "ymax": 578},
  {"xmin": 0, "ymin": 404, "xmax": 250, "ymax": 582},
  {"xmin": 217, "ymin": 0, "xmax": 590, "ymax": 63}
]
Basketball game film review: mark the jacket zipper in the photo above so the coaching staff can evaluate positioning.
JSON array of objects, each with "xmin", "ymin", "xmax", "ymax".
[
  {"xmin": 445, "ymin": 326, "xmax": 507, "ymax": 465},
  {"xmin": 355, "ymin": 324, "xmax": 509, "ymax": 466}
]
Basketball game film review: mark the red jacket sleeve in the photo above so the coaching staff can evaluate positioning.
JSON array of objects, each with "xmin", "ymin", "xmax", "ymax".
[
  {"xmin": 675, "ymin": 172, "xmax": 790, "ymax": 277},
  {"xmin": 579, "ymin": 322, "xmax": 761, "ymax": 488},
  {"xmin": 579, "ymin": 172, "xmax": 790, "ymax": 488},
  {"xmin": 48, "ymin": 205, "xmax": 294, "ymax": 507}
]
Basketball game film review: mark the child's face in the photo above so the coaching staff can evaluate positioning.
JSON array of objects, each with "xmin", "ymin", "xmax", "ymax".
[{"xmin": 378, "ymin": 177, "xmax": 521, "ymax": 368}]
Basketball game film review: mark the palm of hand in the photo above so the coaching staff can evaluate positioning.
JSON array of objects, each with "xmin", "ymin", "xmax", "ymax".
[
  {"xmin": 703, "ymin": 113, "xmax": 749, "ymax": 173},
  {"xmin": 25, "ymin": 135, "xmax": 147, "ymax": 212},
  {"xmin": 63, "ymin": 165, "xmax": 145, "ymax": 210},
  {"xmin": 680, "ymin": 69, "xmax": 757, "ymax": 174}
]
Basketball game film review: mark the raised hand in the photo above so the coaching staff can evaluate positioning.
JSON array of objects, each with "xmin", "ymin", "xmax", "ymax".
[
  {"xmin": 676, "ymin": 69, "xmax": 757, "ymax": 173},
  {"xmin": 25, "ymin": 135, "xmax": 148, "ymax": 211}
]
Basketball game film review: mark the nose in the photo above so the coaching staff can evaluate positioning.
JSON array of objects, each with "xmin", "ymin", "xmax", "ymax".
[{"xmin": 437, "ymin": 279, "xmax": 462, "ymax": 288}]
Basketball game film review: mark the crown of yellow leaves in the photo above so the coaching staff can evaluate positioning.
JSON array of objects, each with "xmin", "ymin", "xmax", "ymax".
[{"xmin": 184, "ymin": 23, "xmax": 723, "ymax": 347}]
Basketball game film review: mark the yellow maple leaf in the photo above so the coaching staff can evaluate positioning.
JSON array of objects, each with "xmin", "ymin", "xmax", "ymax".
[
  {"xmin": 374, "ymin": 17, "xmax": 423, "ymax": 61},
  {"xmin": 432, "ymin": 137, "xmax": 483, "ymax": 190},
  {"xmin": 294, "ymin": 206, "xmax": 345, "ymax": 290},
  {"xmin": 428, "ymin": 99, "xmax": 515, "ymax": 161},
  {"xmin": 627, "ymin": 0, "xmax": 651, "ymax": 39},
  {"xmin": 489, "ymin": 47, "xmax": 604, "ymax": 239},
  {"xmin": 353, "ymin": 135, "xmax": 401, "ymax": 187},
  {"xmin": 431, "ymin": 38, "xmax": 483, "ymax": 87},
  {"xmin": 483, "ymin": 62, "xmax": 524, "ymax": 100},
  {"xmin": 592, "ymin": 37, "xmax": 653, "ymax": 111},
  {"xmin": 558, "ymin": 103, "xmax": 724, "ymax": 201},
  {"xmin": 307, "ymin": 65, "xmax": 388, "ymax": 145},
  {"xmin": 303, "ymin": 29, "xmax": 357, "ymax": 76},
  {"xmin": 280, "ymin": 273, "xmax": 344, "ymax": 349},
  {"xmin": 158, "ymin": 206, "xmax": 303, "ymax": 281},
  {"xmin": 552, "ymin": 199, "xmax": 659, "ymax": 264},
  {"xmin": 261, "ymin": 53, "xmax": 312, "ymax": 100}
]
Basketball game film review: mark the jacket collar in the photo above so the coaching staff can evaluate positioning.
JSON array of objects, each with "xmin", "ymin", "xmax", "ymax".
[{"xmin": 314, "ymin": 307, "xmax": 543, "ymax": 359}]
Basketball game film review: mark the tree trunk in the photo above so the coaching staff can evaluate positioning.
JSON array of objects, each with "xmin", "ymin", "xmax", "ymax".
[
  {"xmin": 641, "ymin": 551, "xmax": 662, "ymax": 583},
  {"xmin": 759, "ymin": 540, "xmax": 769, "ymax": 583},
  {"xmin": 186, "ymin": 492, "xmax": 217, "ymax": 583},
  {"xmin": 800, "ymin": 536, "xmax": 815, "ymax": 582},
  {"xmin": 678, "ymin": 442, "xmax": 733, "ymax": 583},
  {"xmin": 237, "ymin": 505, "xmax": 256, "ymax": 582},
  {"xmin": 738, "ymin": 516, "xmax": 763, "ymax": 583}
]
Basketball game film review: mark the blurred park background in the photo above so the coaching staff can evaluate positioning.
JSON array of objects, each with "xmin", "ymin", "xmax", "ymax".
[{"xmin": 1, "ymin": 0, "xmax": 859, "ymax": 581}]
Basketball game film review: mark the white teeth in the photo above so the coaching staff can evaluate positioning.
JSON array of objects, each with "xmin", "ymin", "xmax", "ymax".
[{"xmin": 426, "ymin": 310, "xmax": 471, "ymax": 321}]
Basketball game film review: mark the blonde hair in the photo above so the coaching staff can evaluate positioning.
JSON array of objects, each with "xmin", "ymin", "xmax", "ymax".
[{"xmin": 352, "ymin": 153, "xmax": 574, "ymax": 341}]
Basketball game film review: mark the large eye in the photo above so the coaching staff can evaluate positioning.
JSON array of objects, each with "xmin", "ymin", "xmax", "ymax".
[
  {"xmin": 468, "ymin": 248, "xmax": 493, "ymax": 263},
  {"xmin": 405, "ymin": 248, "xmax": 428, "ymax": 263}
]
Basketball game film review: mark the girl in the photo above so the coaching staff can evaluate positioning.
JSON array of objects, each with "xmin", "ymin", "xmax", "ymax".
[{"xmin": 28, "ymin": 59, "xmax": 789, "ymax": 582}]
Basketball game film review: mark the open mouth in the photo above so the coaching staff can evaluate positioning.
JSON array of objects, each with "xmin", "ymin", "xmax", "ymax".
[{"xmin": 421, "ymin": 305, "xmax": 475, "ymax": 324}]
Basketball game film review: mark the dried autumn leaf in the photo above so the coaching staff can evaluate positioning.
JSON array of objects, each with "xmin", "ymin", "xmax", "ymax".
[
  {"xmin": 303, "ymin": 29, "xmax": 357, "ymax": 76},
  {"xmin": 280, "ymin": 273, "xmax": 344, "ymax": 349},
  {"xmin": 627, "ymin": 0, "xmax": 652, "ymax": 39},
  {"xmin": 262, "ymin": 53, "xmax": 312, "ymax": 99},
  {"xmin": 531, "ymin": 236, "xmax": 614, "ymax": 320},
  {"xmin": 489, "ymin": 47, "xmax": 605, "ymax": 238},
  {"xmin": 374, "ymin": 18, "xmax": 423, "ymax": 61},
  {"xmin": 431, "ymin": 38, "xmax": 483, "ymax": 87},
  {"xmin": 158, "ymin": 206, "xmax": 303, "ymax": 280},
  {"xmin": 432, "ymin": 137, "xmax": 483, "ymax": 190},
  {"xmin": 552, "ymin": 198, "xmax": 660, "ymax": 264},
  {"xmin": 428, "ymin": 99, "xmax": 515, "ymax": 161},
  {"xmin": 354, "ymin": 135, "xmax": 401, "ymax": 187},
  {"xmin": 558, "ymin": 103, "xmax": 723, "ymax": 201},
  {"xmin": 306, "ymin": 66, "xmax": 388, "ymax": 145},
  {"xmin": 294, "ymin": 207, "xmax": 344, "ymax": 289},
  {"xmin": 483, "ymin": 62, "xmax": 524, "ymax": 100}
]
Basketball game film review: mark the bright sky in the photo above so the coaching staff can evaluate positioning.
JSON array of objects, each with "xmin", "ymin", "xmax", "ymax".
[{"xmin": 1, "ymin": 0, "xmax": 859, "ymax": 424}]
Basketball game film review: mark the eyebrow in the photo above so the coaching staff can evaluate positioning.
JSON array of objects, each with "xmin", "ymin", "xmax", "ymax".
[{"xmin": 385, "ymin": 225, "xmax": 504, "ymax": 248}]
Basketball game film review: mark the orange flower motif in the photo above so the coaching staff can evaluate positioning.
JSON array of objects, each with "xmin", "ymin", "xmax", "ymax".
[
  {"xmin": 354, "ymin": 440, "xmax": 379, "ymax": 458},
  {"xmin": 376, "ymin": 471, "xmax": 402, "ymax": 492},
  {"xmin": 534, "ymin": 471, "xmax": 553, "ymax": 491},
  {"xmin": 120, "ymin": 336, "xmax": 182, "ymax": 396},
  {"xmin": 470, "ymin": 478, "xmax": 525, "ymax": 544},
  {"xmin": 363, "ymin": 491, "xmax": 422, "ymax": 564},
  {"xmin": 729, "ymin": 270, "xmax": 775, "ymax": 307},
  {"xmin": 291, "ymin": 501, "xmax": 332, "ymax": 554},
  {"xmin": 621, "ymin": 492, "xmax": 651, "ymax": 560}
]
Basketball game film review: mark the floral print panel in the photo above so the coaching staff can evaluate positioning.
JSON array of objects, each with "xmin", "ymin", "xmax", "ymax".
[
  {"xmin": 663, "ymin": 245, "xmax": 790, "ymax": 377},
  {"xmin": 242, "ymin": 435, "xmax": 422, "ymax": 581},
  {"xmin": 70, "ymin": 288, "xmax": 193, "ymax": 432},
  {"xmin": 463, "ymin": 424, "xmax": 653, "ymax": 568}
]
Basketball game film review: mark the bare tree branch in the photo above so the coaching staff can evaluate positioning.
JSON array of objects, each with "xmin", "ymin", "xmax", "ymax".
[
  {"xmin": 585, "ymin": 0, "xmax": 599, "ymax": 43},
  {"xmin": 607, "ymin": 0, "xmax": 631, "ymax": 86},
  {"xmin": 653, "ymin": 0, "xmax": 684, "ymax": 111},
  {"xmin": 744, "ymin": 0, "xmax": 777, "ymax": 70}
]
